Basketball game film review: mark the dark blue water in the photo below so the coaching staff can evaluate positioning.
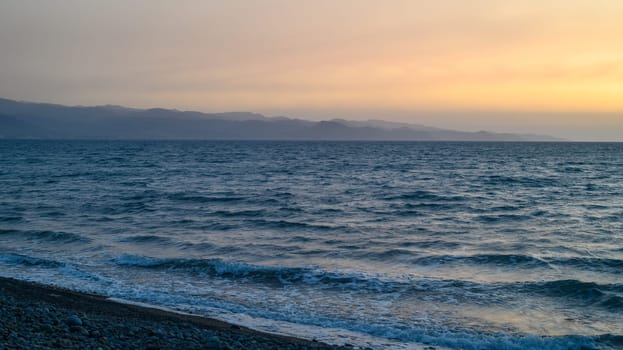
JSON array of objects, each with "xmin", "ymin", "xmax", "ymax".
[{"xmin": 1, "ymin": 140, "xmax": 622, "ymax": 350}]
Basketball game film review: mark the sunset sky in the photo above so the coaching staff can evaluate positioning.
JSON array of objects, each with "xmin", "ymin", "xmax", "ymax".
[{"xmin": 1, "ymin": 1, "xmax": 622, "ymax": 140}]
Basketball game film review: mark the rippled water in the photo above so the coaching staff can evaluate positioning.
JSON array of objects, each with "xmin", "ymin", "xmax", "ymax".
[{"xmin": 1, "ymin": 140, "xmax": 622, "ymax": 349}]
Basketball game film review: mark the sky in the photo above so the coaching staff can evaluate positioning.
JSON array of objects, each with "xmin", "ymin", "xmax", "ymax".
[{"xmin": 1, "ymin": 1, "xmax": 622, "ymax": 140}]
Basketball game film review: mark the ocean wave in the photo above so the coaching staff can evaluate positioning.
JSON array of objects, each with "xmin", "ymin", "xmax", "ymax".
[
  {"xmin": 483, "ymin": 175, "xmax": 559, "ymax": 188},
  {"xmin": 553, "ymin": 257, "xmax": 623, "ymax": 273},
  {"xmin": 561, "ymin": 166, "xmax": 585, "ymax": 173},
  {"xmin": 99, "ymin": 201, "xmax": 156, "ymax": 214},
  {"xmin": 50, "ymin": 171, "xmax": 95, "ymax": 178},
  {"xmin": 383, "ymin": 190, "xmax": 468, "ymax": 205},
  {"xmin": 526, "ymin": 279, "xmax": 623, "ymax": 297},
  {"xmin": 475, "ymin": 214, "xmax": 533, "ymax": 223},
  {"xmin": 114, "ymin": 254, "xmax": 313, "ymax": 283},
  {"xmin": 518, "ymin": 279, "xmax": 623, "ymax": 312},
  {"xmin": 410, "ymin": 253, "xmax": 623, "ymax": 275},
  {"xmin": 101, "ymin": 277, "xmax": 613, "ymax": 350},
  {"xmin": 398, "ymin": 240, "xmax": 462, "ymax": 249},
  {"xmin": 0, "ymin": 253, "xmax": 64, "ymax": 268},
  {"xmin": 287, "ymin": 235, "xmax": 315, "ymax": 243},
  {"xmin": 398, "ymin": 202, "xmax": 460, "ymax": 210},
  {"xmin": 114, "ymin": 254, "xmax": 623, "ymax": 310},
  {"xmin": 0, "ymin": 216, "xmax": 23, "ymax": 222},
  {"xmin": 0, "ymin": 253, "xmax": 111, "ymax": 284},
  {"xmin": 412, "ymin": 253, "xmax": 551, "ymax": 268},
  {"xmin": 531, "ymin": 279, "xmax": 607, "ymax": 298},
  {"xmin": 197, "ymin": 222, "xmax": 240, "ymax": 231},
  {"xmin": 384, "ymin": 190, "xmax": 466, "ymax": 202},
  {"xmin": 245, "ymin": 219, "xmax": 343, "ymax": 231},
  {"xmin": 0, "ymin": 229, "xmax": 89, "ymax": 243},
  {"xmin": 167, "ymin": 192, "xmax": 246, "ymax": 203},
  {"xmin": 113, "ymin": 254, "xmax": 452, "ymax": 294},
  {"xmin": 598, "ymin": 295, "xmax": 623, "ymax": 310},
  {"xmin": 178, "ymin": 241, "xmax": 217, "ymax": 251},
  {"xmin": 211, "ymin": 209, "xmax": 267, "ymax": 217},
  {"xmin": 119, "ymin": 235, "xmax": 174, "ymax": 244},
  {"xmin": 361, "ymin": 248, "xmax": 418, "ymax": 259}
]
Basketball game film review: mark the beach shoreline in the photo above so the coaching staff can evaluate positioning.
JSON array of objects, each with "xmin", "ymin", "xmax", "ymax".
[{"xmin": 0, "ymin": 276, "xmax": 351, "ymax": 350}]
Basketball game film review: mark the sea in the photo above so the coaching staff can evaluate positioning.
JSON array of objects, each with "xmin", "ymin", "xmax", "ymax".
[{"xmin": 1, "ymin": 140, "xmax": 622, "ymax": 350}]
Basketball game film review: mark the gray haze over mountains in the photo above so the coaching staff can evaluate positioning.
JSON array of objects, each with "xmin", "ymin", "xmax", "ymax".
[{"xmin": 0, "ymin": 98, "xmax": 562, "ymax": 141}]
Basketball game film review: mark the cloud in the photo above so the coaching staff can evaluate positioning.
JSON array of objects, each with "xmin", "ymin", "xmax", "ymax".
[{"xmin": 0, "ymin": 0, "xmax": 622, "ymax": 138}]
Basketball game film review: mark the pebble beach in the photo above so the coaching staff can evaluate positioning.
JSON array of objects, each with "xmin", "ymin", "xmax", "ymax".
[{"xmin": 0, "ymin": 277, "xmax": 352, "ymax": 350}]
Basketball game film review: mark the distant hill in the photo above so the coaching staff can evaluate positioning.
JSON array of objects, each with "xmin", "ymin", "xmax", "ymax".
[{"xmin": 0, "ymin": 98, "xmax": 563, "ymax": 141}]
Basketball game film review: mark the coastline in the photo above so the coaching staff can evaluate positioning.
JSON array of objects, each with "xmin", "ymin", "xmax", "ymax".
[{"xmin": 0, "ymin": 276, "xmax": 351, "ymax": 350}]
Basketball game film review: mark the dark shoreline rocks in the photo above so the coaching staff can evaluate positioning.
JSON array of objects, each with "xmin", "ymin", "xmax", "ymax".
[{"xmin": 0, "ymin": 277, "xmax": 349, "ymax": 350}]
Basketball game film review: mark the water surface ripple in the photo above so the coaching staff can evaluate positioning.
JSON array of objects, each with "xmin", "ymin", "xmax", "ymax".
[{"xmin": 1, "ymin": 141, "xmax": 622, "ymax": 350}]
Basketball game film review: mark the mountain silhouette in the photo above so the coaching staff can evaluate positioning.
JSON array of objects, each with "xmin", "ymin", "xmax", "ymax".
[{"xmin": 0, "ymin": 98, "xmax": 562, "ymax": 141}]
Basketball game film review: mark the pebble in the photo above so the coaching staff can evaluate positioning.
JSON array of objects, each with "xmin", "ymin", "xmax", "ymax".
[
  {"xmin": 206, "ymin": 335, "xmax": 221, "ymax": 349},
  {"xmin": 65, "ymin": 315, "xmax": 83, "ymax": 326},
  {"xmin": 71, "ymin": 326, "xmax": 89, "ymax": 336}
]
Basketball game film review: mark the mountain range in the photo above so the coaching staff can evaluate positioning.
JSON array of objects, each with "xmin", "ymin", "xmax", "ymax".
[{"xmin": 0, "ymin": 98, "xmax": 562, "ymax": 141}]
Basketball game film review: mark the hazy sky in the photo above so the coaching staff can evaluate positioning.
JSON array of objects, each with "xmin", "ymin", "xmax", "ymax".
[{"xmin": 1, "ymin": 1, "xmax": 622, "ymax": 140}]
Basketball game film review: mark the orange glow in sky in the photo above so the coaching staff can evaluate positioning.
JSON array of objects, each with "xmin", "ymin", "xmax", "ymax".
[{"xmin": 1, "ymin": 0, "xmax": 622, "ymax": 139}]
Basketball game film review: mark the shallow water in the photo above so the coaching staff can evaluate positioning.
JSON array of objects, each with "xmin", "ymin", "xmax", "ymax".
[{"xmin": 1, "ymin": 140, "xmax": 622, "ymax": 349}]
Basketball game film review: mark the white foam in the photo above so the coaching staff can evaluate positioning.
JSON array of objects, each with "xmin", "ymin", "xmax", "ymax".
[{"xmin": 106, "ymin": 296, "xmax": 447, "ymax": 350}]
